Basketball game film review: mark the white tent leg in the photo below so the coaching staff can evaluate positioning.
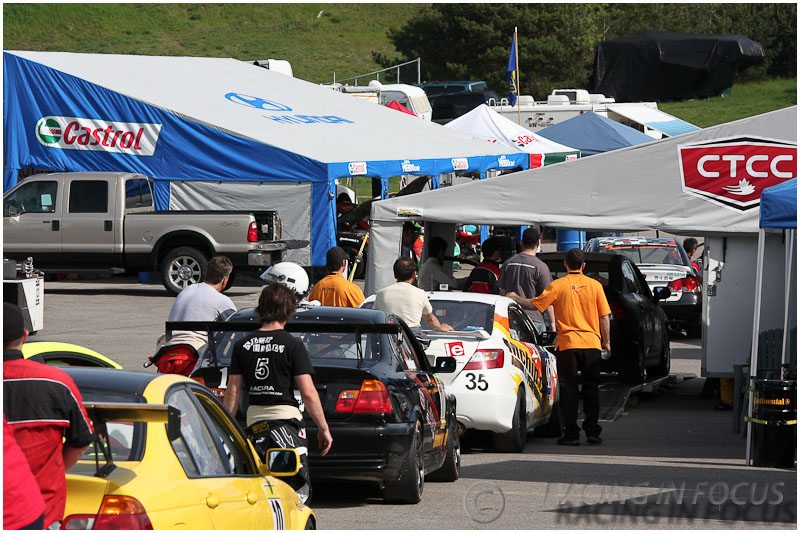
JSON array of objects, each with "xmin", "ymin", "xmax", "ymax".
[
  {"xmin": 745, "ymin": 229, "xmax": 766, "ymax": 466},
  {"xmin": 781, "ymin": 229, "xmax": 795, "ymax": 372}
]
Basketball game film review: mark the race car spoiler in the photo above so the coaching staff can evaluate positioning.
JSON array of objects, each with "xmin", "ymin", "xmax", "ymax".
[
  {"xmin": 166, "ymin": 321, "xmax": 402, "ymax": 335},
  {"xmin": 83, "ymin": 402, "xmax": 181, "ymax": 478}
]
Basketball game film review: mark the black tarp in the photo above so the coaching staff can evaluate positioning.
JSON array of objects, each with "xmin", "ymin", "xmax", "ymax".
[{"xmin": 591, "ymin": 31, "xmax": 765, "ymax": 102}]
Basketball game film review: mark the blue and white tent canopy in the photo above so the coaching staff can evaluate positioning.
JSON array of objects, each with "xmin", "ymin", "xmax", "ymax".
[{"xmin": 3, "ymin": 51, "xmax": 528, "ymax": 265}]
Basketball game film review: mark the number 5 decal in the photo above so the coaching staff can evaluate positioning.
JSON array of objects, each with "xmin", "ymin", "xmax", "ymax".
[
  {"xmin": 254, "ymin": 358, "xmax": 270, "ymax": 379},
  {"xmin": 465, "ymin": 373, "xmax": 488, "ymax": 391}
]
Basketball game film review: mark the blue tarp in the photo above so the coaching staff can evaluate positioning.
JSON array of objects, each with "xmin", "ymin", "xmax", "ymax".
[
  {"xmin": 3, "ymin": 51, "xmax": 529, "ymax": 265},
  {"xmin": 536, "ymin": 111, "xmax": 654, "ymax": 156},
  {"xmin": 760, "ymin": 178, "xmax": 797, "ymax": 229}
]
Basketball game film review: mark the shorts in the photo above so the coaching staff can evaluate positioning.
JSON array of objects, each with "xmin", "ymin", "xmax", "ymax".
[{"xmin": 247, "ymin": 418, "xmax": 312, "ymax": 501}]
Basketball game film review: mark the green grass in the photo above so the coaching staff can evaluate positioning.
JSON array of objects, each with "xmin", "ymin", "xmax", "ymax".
[
  {"xmin": 660, "ymin": 78, "xmax": 797, "ymax": 128},
  {"xmin": 2, "ymin": 3, "xmax": 424, "ymax": 83}
]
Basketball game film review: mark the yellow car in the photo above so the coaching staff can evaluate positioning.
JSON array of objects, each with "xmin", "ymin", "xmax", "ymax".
[
  {"xmin": 22, "ymin": 341, "xmax": 122, "ymax": 369},
  {"xmin": 62, "ymin": 368, "xmax": 316, "ymax": 530}
]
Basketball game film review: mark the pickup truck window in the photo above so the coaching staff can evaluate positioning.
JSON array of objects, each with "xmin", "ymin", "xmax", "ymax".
[
  {"xmin": 69, "ymin": 180, "xmax": 108, "ymax": 213},
  {"xmin": 126, "ymin": 178, "xmax": 153, "ymax": 209},
  {"xmin": 4, "ymin": 180, "xmax": 58, "ymax": 216}
]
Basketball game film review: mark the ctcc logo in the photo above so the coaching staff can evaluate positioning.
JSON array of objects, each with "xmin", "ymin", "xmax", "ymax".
[{"xmin": 224, "ymin": 92, "xmax": 293, "ymax": 112}]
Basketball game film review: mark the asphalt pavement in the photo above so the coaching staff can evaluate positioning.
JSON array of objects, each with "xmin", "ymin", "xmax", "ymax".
[{"xmin": 36, "ymin": 275, "xmax": 796, "ymax": 529}]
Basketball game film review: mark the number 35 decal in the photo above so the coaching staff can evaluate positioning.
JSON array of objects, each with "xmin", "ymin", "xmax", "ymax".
[{"xmin": 465, "ymin": 373, "xmax": 488, "ymax": 391}]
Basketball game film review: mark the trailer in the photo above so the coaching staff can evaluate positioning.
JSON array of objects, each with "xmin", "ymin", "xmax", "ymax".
[{"xmin": 490, "ymin": 89, "xmax": 699, "ymax": 139}]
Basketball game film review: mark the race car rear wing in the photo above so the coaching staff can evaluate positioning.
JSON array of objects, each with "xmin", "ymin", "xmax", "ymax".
[{"xmin": 83, "ymin": 402, "xmax": 181, "ymax": 477}]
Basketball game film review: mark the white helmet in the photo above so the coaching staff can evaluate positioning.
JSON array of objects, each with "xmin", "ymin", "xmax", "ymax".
[{"xmin": 259, "ymin": 262, "xmax": 310, "ymax": 300}]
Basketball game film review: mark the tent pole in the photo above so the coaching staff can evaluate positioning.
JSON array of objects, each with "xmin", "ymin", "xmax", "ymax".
[
  {"xmin": 781, "ymin": 229, "xmax": 795, "ymax": 371},
  {"xmin": 745, "ymin": 228, "xmax": 767, "ymax": 465},
  {"xmin": 515, "ymin": 27, "xmax": 521, "ymax": 126}
]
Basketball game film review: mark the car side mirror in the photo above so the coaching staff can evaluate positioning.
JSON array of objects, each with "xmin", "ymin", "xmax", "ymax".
[
  {"xmin": 537, "ymin": 331, "xmax": 558, "ymax": 348},
  {"xmin": 434, "ymin": 356, "xmax": 457, "ymax": 373},
  {"xmin": 260, "ymin": 448, "xmax": 300, "ymax": 477},
  {"xmin": 653, "ymin": 287, "xmax": 671, "ymax": 301}
]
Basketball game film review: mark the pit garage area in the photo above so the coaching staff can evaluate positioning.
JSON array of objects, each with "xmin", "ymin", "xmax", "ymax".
[{"xmin": 37, "ymin": 276, "xmax": 796, "ymax": 529}]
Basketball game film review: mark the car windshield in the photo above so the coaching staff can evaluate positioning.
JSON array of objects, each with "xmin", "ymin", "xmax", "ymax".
[
  {"xmin": 422, "ymin": 301, "xmax": 494, "ymax": 333},
  {"xmin": 198, "ymin": 329, "xmax": 382, "ymax": 367},
  {"xmin": 595, "ymin": 243, "xmax": 691, "ymax": 267}
]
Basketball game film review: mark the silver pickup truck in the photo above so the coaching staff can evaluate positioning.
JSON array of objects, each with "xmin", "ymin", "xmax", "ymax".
[{"xmin": 3, "ymin": 172, "xmax": 288, "ymax": 294}]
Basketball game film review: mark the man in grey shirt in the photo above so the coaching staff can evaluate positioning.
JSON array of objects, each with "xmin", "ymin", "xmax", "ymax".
[
  {"xmin": 161, "ymin": 256, "xmax": 237, "ymax": 349},
  {"xmin": 498, "ymin": 227, "xmax": 555, "ymax": 333}
]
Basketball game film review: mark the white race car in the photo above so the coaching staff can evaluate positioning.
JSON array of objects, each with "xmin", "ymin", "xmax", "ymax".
[{"xmin": 364, "ymin": 292, "xmax": 561, "ymax": 452}]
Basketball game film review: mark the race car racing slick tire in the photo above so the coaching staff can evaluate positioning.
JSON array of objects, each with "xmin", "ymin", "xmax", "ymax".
[
  {"xmin": 619, "ymin": 340, "xmax": 646, "ymax": 385},
  {"xmin": 383, "ymin": 423, "xmax": 424, "ymax": 504},
  {"xmin": 648, "ymin": 333, "xmax": 671, "ymax": 378},
  {"xmin": 160, "ymin": 246, "xmax": 208, "ymax": 296},
  {"xmin": 493, "ymin": 389, "xmax": 526, "ymax": 453},
  {"xmin": 686, "ymin": 324, "xmax": 702, "ymax": 339},
  {"xmin": 534, "ymin": 401, "xmax": 563, "ymax": 438},
  {"xmin": 427, "ymin": 414, "xmax": 460, "ymax": 482}
]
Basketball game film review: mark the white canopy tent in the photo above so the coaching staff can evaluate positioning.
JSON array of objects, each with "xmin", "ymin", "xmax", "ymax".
[{"xmin": 445, "ymin": 104, "xmax": 580, "ymax": 167}]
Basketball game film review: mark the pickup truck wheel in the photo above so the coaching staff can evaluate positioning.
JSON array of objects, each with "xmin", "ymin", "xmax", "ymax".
[{"xmin": 161, "ymin": 247, "xmax": 208, "ymax": 296}]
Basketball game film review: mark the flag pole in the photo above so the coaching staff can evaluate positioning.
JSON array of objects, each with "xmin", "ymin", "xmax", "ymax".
[{"xmin": 515, "ymin": 26, "xmax": 521, "ymax": 125}]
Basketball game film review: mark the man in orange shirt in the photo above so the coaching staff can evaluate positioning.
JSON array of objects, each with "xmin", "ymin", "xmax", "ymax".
[
  {"xmin": 508, "ymin": 248, "xmax": 611, "ymax": 446},
  {"xmin": 308, "ymin": 246, "xmax": 365, "ymax": 307}
]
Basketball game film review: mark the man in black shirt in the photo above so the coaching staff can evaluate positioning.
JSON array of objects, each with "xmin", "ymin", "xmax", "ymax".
[{"xmin": 224, "ymin": 284, "xmax": 332, "ymax": 503}]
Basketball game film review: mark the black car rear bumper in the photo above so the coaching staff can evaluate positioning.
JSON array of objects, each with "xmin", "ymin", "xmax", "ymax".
[
  {"xmin": 661, "ymin": 292, "xmax": 701, "ymax": 327},
  {"xmin": 305, "ymin": 422, "xmax": 415, "ymax": 483}
]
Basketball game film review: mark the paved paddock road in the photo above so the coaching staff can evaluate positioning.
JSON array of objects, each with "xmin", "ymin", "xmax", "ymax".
[{"xmin": 39, "ymin": 277, "xmax": 796, "ymax": 529}]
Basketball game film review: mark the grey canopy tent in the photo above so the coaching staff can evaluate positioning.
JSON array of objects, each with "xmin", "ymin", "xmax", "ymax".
[{"xmin": 367, "ymin": 106, "xmax": 797, "ymax": 294}]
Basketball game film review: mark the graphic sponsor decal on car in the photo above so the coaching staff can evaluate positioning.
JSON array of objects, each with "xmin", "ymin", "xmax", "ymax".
[
  {"xmin": 35, "ymin": 116, "xmax": 162, "ymax": 156},
  {"xmin": 678, "ymin": 136, "xmax": 796, "ymax": 211}
]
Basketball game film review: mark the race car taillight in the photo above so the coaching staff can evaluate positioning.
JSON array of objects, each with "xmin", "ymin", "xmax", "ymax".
[
  {"xmin": 247, "ymin": 221, "xmax": 258, "ymax": 242},
  {"xmin": 668, "ymin": 276, "xmax": 700, "ymax": 293},
  {"xmin": 464, "ymin": 349, "xmax": 504, "ymax": 370},
  {"xmin": 336, "ymin": 380, "xmax": 392, "ymax": 413},
  {"xmin": 64, "ymin": 495, "xmax": 153, "ymax": 530},
  {"xmin": 609, "ymin": 301, "xmax": 627, "ymax": 320}
]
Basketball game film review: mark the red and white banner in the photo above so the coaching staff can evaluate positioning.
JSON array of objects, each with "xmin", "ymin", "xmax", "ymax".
[{"xmin": 678, "ymin": 137, "xmax": 796, "ymax": 210}]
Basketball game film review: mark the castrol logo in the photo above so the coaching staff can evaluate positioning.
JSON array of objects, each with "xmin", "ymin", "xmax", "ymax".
[
  {"xmin": 678, "ymin": 137, "xmax": 796, "ymax": 211},
  {"xmin": 35, "ymin": 116, "xmax": 162, "ymax": 156}
]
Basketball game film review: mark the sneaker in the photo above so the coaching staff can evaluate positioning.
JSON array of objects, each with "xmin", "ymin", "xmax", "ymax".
[
  {"xmin": 557, "ymin": 437, "xmax": 580, "ymax": 446},
  {"xmin": 586, "ymin": 436, "xmax": 603, "ymax": 445}
]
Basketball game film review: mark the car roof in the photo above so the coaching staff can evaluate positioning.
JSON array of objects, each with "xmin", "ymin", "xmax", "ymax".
[
  {"xmin": 591, "ymin": 236, "xmax": 678, "ymax": 246},
  {"xmin": 63, "ymin": 367, "xmax": 188, "ymax": 400},
  {"xmin": 426, "ymin": 291, "xmax": 509, "ymax": 305},
  {"xmin": 538, "ymin": 251, "xmax": 623, "ymax": 264}
]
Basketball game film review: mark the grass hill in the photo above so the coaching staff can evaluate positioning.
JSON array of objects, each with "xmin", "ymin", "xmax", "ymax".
[{"xmin": 3, "ymin": 3, "xmax": 796, "ymax": 127}]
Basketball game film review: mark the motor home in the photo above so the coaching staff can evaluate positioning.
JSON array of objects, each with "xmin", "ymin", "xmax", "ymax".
[
  {"xmin": 325, "ymin": 81, "xmax": 433, "ymax": 121},
  {"xmin": 490, "ymin": 89, "xmax": 698, "ymax": 139}
]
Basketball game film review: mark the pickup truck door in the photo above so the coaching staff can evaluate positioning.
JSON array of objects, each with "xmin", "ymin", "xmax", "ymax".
[
  {"xmin": 2, "ymin": 178, "xmax": 62, "ymax": 258},
  {"xmin": 60, "ymin": 178, "xmax": 120, "ymax": 266}
]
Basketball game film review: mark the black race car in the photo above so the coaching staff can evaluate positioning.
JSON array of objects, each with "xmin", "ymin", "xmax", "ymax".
[
  {"xmin": 538, "ymin": 252, "xmax": 672, "ymax": 384},
  {"xmin": 176, "ymin": 306, "xmax": 460, "ymax": 504}
]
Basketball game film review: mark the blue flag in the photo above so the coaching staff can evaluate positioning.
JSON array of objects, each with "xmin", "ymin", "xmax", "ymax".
[{"xmin": 505, "ymin": 33, "xmax": 518, "ymax": 106}]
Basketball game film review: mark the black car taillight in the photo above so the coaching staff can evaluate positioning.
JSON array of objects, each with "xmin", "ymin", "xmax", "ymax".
[
  {"xmin": 609, "ymin": 301, "xmax": 627, "ymax": 320},
  {"xmin": 336, "ymin": 380, "xmax": 392, "ymax": 413}
]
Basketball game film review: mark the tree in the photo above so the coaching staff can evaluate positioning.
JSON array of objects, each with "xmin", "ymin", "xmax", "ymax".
[{"xmin": 376, "ymin": 4, "xmax": 795, "ymax": 100}]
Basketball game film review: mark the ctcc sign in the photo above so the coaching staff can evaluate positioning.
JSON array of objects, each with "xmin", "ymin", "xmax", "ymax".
[{"xmin": 678, "ymin": 137, "xmax": 796, "ymax": 211}]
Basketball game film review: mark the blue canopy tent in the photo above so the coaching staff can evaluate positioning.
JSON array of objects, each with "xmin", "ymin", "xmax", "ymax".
[
  {"xmin": 3, "ymin": 51, "xmax": 529, "ymax": 266},
  {"xmin": 536, "ymin": 111, "xmax": 655, "ymax": 156},
  {"xmin": 746, "ymin": 178, "xmax": 797, "ymax": 465}
]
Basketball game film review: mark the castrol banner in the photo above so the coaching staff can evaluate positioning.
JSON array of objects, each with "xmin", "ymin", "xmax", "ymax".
[
  {"xmin": 35, "ymin": 116, "xmax": 162, "ymax": 156},
  {"xmin": 678, "ymin": 137, "xmax": 796, "ymax": 211}
]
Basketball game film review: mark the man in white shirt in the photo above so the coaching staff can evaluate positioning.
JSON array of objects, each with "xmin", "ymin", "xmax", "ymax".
[
  {"xmin": 374, "ymin": 257, "xmax": 453, "ymax": 338},
  {"xmin": 418, "ymin": 236, "xmax": 461, "ymax": 291}
]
